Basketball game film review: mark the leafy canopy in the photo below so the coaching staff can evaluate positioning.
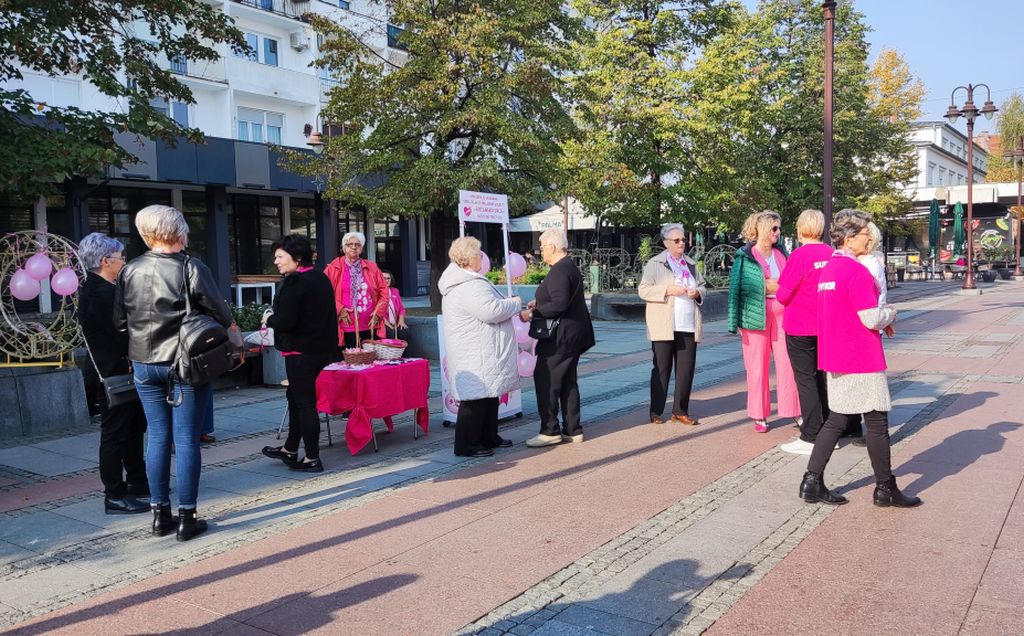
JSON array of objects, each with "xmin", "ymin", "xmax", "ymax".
[{"xmin": 0, "ymin": 0, "xmax": 245, "ymax": 194}]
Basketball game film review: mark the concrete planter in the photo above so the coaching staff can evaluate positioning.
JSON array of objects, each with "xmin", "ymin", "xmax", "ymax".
[
  {"xmin": 513, "ymin": 284, "xmax": 540, "ymax": 305},
  {"xmin": 0, "ymin": 366, "xmax": 90, "ymax": 440}
]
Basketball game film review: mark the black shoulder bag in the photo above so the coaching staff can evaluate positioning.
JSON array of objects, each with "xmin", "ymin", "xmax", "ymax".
[
  {"xmin": 81, "ymin": 334, "xmax": 139, "ymax": 409},
  {"xmin": 528, "ymin": 275, "xmax": 583, "ymax": 340},
  {"xmin": 168, "ymin": 257, "xmax": 236, "ymax": 404}
]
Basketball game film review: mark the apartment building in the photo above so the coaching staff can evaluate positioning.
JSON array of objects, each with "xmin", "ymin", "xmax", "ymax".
[{"xmin": 1, "ymin": 0, "xmax": 429, "ymax": 298}]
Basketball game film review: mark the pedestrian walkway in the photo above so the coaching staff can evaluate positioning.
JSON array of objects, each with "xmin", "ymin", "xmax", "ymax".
[{"xmin": 0, "ymin": 280, "xmax": 1021, "ymax": 635}]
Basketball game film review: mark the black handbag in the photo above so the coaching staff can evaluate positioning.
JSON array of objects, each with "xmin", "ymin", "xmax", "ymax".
[
  {"xmin": 81, "ymin": 333, "xmax": 139, "ymax": 409},
  {"xmin": 527, "ymin": 276, "xmax": 582, "ymax": 340},
  {"xmin": 170, "ymin": 258, "xmax": 237, "ymax": 398}
]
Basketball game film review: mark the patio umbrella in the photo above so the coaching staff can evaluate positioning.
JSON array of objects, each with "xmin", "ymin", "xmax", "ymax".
[
  {"xmin": 928, "ymin": 199, "xmax": 940, "ymax": 261},
  {"xmin": 952, "ymin": 201, "xmax": 965, "ymax": 256}
]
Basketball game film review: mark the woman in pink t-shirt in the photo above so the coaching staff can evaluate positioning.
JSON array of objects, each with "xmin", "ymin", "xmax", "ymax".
[
  {"xmin": 799, "ymin": 209, "xmax": 921, "ymax": 509},
  {"xmin": 776, "ymin": 209, "xmax": 834, "ymax": 455}
]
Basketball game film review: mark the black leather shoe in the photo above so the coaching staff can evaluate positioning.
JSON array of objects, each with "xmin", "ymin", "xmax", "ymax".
[
  {"xmin": 105, "ymin": 496, "xmax": 149, "ymax": 515},
  {"xmin": 152, "ymin": 503, "xmax": 177, "ymax": 537},
  {"xmin": 262, "ymin": 446, "xmax": 298, "ymax": 462},
  {"xmin": 455, "ymin": 448, "xmax": 495, "ymax": 458},
  {"xmin": 488, "ymin": 438, "xmax": 513, "ymax": 449},
  {"xmin": 799, "ymin": 472, "xmax": 848, "ymax": 505},
  {"xmin": 176, "ymin": 508, "xmax": 208, "ymax": 542},
  {"xmin": 873, "ymin": 477, "xmax": 922, "ymax": 508},
  {"xmin": 851, "ymin": 437, "xmax": 867, "ymax": 447},
  {"xmin": 286, "ymin": 457, "xmax": 324, "ymax": 472},
  {"xmin": 126, "ymin": 483, "xmax": 150, "ymax": 497}
]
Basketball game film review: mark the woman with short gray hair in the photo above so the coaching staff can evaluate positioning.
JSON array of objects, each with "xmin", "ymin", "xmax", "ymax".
[
  {"xmin": 79, "ymin": 233, "xmax": 150, "ymax": 515},
  {"xmin": 325, "ymin": 230, "xmax": 389, "ymax": 351},
  {"xmin": 638, "ymin": 223, "xmax": 706, "ymax": 425},
  {"xmin": 800, "ymin": 209, "xmax": 921, "ymax": 508},
  {"xmin": 115, "ymin": 205, "xmax": 233, "ymax": 540}
]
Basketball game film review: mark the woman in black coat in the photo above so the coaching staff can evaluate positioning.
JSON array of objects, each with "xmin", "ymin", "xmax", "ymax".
[
  {"xmin": 519, "ymin": 229, "xmax": 595, "ymax": 447},
  {"xmin": 261, "ymin": 235, "xmax": 338, "ymax": 472}
]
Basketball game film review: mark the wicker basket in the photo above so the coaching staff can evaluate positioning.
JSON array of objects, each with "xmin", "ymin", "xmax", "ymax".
[
  {"xmin": 373, "ymin": 339, "xmax": 407, "ymax": 360},
  {"xmin": 342, "ymin": 348, "xmax": 377, "ymax": 365}
]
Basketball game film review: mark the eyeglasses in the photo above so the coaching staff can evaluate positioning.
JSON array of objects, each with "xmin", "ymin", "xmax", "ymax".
[
  {"xmin": 104, "ymin": 255, "xmax": 125, "ymax": 262},
  {"xmin": 666, "ymin": 238, "xmax": 684, "ymax": 244},
  {"xmin": 771, "ymin": 226, "xmax": 781, "ymax": 233},
  {"xmin": 343, "ymin": 243, "xmax": 362, "ymax": 248}
]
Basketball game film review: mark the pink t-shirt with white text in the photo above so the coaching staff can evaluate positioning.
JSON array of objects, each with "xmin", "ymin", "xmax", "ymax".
[
  {"xmin": 776, "ymin": 243, "xmax": 833, "ymax": 336},
  {"xmin": 816, "ymin": 253, "xmax": 886, "ymax": 373}
]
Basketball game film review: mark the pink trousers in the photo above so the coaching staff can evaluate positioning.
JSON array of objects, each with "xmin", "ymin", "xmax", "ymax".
[{"xmin": 740, "ymin": 298, "xmax": 801, "ymax": 420}]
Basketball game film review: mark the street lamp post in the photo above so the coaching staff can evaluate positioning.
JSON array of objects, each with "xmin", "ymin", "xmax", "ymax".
[
  {"xmin": 1010, "ymin": 137, "xmax": 1024, "ymax": 278},
  {"xmin": 821, "ymin": 0, "xmax": 836, "ymax": 229},
  {"xmin": 944, "ymin": 84, "xmax": 997, "ymax": 290}
]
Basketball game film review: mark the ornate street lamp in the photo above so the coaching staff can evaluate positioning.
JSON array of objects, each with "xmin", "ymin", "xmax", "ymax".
[
  {"xmin": 1006, "ymin": 136, "xmax": 1024, "ymax": 278},
  {"xmin": 944, "ymin": 84, "xmax": 997, "ymax": 290}
]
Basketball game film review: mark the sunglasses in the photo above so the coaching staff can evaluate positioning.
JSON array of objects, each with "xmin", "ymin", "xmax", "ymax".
[{"xmin": 771, "ymin": 226, "xmax": 781, "ymax": 233}]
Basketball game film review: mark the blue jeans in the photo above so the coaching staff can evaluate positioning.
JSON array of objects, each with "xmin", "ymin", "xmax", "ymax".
[{"xmin": 133, "ymin": 362, "xmax": 209, "ymax": 509}]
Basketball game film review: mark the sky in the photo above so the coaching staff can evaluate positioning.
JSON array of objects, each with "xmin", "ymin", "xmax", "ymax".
[{"xmin": 740, "ymin": 0, "xmax": 1024, "ymax": 136}]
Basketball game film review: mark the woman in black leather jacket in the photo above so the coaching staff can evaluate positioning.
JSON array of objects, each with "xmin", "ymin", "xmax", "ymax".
[{"xmin": 115, "ymin": 205, "xmax": 232, "ymax": 541}]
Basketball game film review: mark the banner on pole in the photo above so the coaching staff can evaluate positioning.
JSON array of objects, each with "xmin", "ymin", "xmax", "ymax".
[
  {"xmin": 437, "ymin": 315, "xmax": 522, "ymax": 423},
  {"xmin": 459, "ymin": 190, "xmax": 509, "ymax": 225}
]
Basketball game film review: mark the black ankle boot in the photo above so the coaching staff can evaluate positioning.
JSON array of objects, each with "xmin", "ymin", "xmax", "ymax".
[
  {"xmin": 176, "ymin": 508, "xmax": 208, "ymax": 542},
  {"xmin": 799, "ymin": 471, "xmax": 848, "ymax": 505},
  {"xmin": 873, "ymin": 477, "xmax": 922, "ymax": 508},
  {"xmin": 152, "ymin": 503, "xmax": 176, "ymax": 536}
]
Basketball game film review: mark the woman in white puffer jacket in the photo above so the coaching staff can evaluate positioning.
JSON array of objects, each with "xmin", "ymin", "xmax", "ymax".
[{"xmin": 438, "ymin": 236, "xmax": 522, "ymax": 457}]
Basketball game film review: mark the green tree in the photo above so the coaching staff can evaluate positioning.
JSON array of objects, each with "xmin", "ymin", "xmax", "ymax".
[
  {"xmin": 291, "ymin": 0, "xmax": 581, "ymax": 309},
  {"xmin": 1, "ymin": 1, "xmax": 245, "ymax": 194},
  {"xmin": 561, "ymin": 0, "xmax": 735, "ymax": 229},
  {"xmin": 990, "ymin": 93, "xmax": 1024, "ymax": 184},
  {"xmin": 684, "ymin": 0, "xmax": 915, "ymax": 234}
]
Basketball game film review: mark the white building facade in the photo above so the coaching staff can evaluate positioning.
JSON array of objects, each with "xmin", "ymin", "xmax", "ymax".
[{"xmin": 909, "ymin": 121, "xmax": 988, "ymax": 189}]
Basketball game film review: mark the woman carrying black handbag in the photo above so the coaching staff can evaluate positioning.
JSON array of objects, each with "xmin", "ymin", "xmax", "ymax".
[
  {"xmin": 519, "ymin": 229, "xmax": 595, "ymax": 448},
  {"xmin": 79, "ymin": 232, "xmax": 149, "ymax": 515},
  {"xmin": 115, "ymin": 205, "xmax": 233, "ymax": 541}
]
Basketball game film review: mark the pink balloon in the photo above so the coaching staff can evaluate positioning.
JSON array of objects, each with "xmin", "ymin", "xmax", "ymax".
[
  {"xmin": 24, "ymin": 253, "xmax": 53, "ymax": 281},
  {"xmin": 50, "ymin": 267, "xmax": 79, "ymax": 297},
  {"xmin": 513, "ymin": 316, "xmax": 532, "ymax": 345},
  {"xmin": 517, "ymin": 350, "xmax": 536, "ymax": 377},
  {"xmin": 478, "ymin": 252, "xmax": 491, "ymax": 275},
  {"xmin": 507, "ymin": 252, "xmax": 527, "ymax": 280},
  {"xmin": 9, "ymin": 268, "xmax": 40, "ymax": 301}
]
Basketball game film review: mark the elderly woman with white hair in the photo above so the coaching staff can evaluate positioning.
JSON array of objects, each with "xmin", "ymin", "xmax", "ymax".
[
  {"xmin": 638, "ymin": 223, "xmax": 707, "ymax": 426},
  {"xmin": 519, "ymin": 229, "xmax": 595, "ymax": 447},
  {"xmin": 439, "ymin": 237, "xmax": 522, "ymax": 457},
  {"xmin": 115, "ymin": 205, "xmax": 233, "ymax": 540},
  {"xmin": 325, "ymin": 231, "xmax": 389, "ymax": 351},
  {"xmin": 79, "ymin": 232, "xmax": 149, "ymax": 515}
]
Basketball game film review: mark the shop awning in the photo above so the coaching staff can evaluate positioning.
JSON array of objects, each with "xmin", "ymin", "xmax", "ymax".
[{"xmin": 508, "ymin": 199, "xmax": 597, "ymax": 233}]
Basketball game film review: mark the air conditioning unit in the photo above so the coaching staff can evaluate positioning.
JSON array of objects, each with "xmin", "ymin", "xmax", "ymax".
[{"xmin": 289, "ymin": 30, "xmax": 310, "ymax": 51}]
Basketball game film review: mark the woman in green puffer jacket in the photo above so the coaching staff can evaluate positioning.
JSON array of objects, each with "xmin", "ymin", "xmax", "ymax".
[{"xmin": 727, "ymin": 211, "xmax": 800, "ymax": 433}]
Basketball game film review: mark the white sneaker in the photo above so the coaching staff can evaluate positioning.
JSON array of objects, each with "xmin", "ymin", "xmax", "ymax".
[
  {"xmin": 561, "ymin": 434, "xmax": 583, "ymax": 444},
  {"xmin": 526, "ymin": 434, "xmax": 563, "ymax": 448},
  {"xmin": 780, "ymin": 438, "xmax": 814, "ymax": 455}
]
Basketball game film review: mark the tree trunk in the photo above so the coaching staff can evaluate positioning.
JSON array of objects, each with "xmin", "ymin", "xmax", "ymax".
[{"xmin": 428, "ymin": 207, "xmax": 455, "ymax": 312}]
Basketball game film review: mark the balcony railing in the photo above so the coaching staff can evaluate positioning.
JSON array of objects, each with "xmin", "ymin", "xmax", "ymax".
[
  {"xmin": 169, "ymin": 55, "xmax": 188, "ymax": 75},
  {"xmin": 163, "ymin": 53, "xmax": 227, "ymax": 84},
  {"xmin": 320, "ymin": 77, "xmax": 343, "ymax": 102},
  {"xmin": 232, "ymin": 0, "xmax": 306, "ymax": 20}
]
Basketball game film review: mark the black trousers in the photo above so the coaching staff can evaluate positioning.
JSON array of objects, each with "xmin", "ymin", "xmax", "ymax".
[
  {"xmin": 340, "ymin": 330, "xmax": 374, "ymax": 352},
  {"xmin": 98, "ymin": 394, "xmax": 148, "ymax": 498},
  {"xmin": 807, "ymin": 410, "xmax": 893, "ymax": 484},
  {"xmin": 454, "ymin": 397, "xmax": 501, "ymax": 455},
  {"xmin": 283, "ymin": 352, "xmax": 330, "ymax": 460},
  {"xmin": 535, "ymin": 350, "xmax": 582, "ymax": 437},
  {"xmin": 650, "ymin": 332, "xmax": 698, "ymax": 419},
  {"xmin": 786, "ymin": 334, "xmax": 830, "ymax": 443}
]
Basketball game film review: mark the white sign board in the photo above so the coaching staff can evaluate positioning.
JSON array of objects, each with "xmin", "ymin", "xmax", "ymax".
[
  {"xmin": 459, "ymin": 190, "xmax": 509, "ymax": 225},
  {"xmin": 437, "ymin": 315, "xmax": 522, "ymax": 423}
]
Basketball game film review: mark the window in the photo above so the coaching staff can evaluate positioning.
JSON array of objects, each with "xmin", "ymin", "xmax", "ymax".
[
  {"xmin": 338, "ymin": 0, "xmax": 350, "ymax": 7},
  {"xmin": 927, "ymin": 162, "xmax": 936, "ymax": 186},
  {"xmin": 263, "ymin": 38, "xmax": 278, "ymax": 66},
  {"xmin": 234, "ymin": 32, "xmax": 277, "ymax": 65},
  {"xmin": 387, "ymin": 24, "xmax": 407, "ymax": 50},
  {"xmin": 237, "ymin": 107, "xmax": 283, "ymax": 144},
  {"xmin": 937, "ymin": 167, "xmax": 945, "ymax": 186},
  {"xmin": 169, "ymin": 54, "xmax": 187, "ymax": 75},
  {"xmin": 149, "ymin": 96, "xmax": 189, "ymax": 127}
]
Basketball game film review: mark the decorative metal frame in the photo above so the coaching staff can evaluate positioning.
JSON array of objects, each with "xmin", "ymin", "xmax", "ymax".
[{"xmin": 0, "ymin": 232, "xmax": 86, "ymax": 367}]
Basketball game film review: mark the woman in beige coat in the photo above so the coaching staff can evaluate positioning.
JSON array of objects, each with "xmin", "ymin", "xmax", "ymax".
[{"xmin": 638, "ymin": 223, "xmax": 707, "ymax": 425}]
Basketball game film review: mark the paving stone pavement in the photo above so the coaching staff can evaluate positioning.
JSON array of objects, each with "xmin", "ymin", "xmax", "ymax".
[{"xmin": 1, "ymin": 279, "xmax": 1019, "ymax": 635}]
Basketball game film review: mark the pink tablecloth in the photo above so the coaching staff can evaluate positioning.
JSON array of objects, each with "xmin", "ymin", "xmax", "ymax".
[{"xmin": 316, "ymin": 359, "xmax": 430, "ymax": 455}]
